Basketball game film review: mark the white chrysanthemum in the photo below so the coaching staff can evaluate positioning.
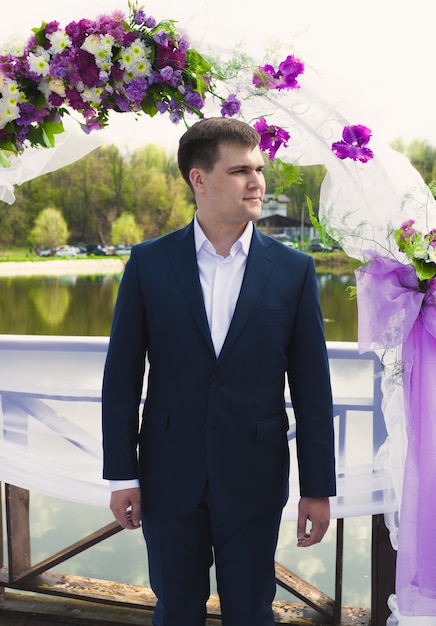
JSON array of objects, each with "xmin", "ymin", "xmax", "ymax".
[
  {"xmin": 4, "ymin": 80, "xmax": 20, "ymax": 97},
  {"xmin": 0, "ymin": 100, "xmax": 20, "ymax": 124},
  {"xmin": 119, "ymin": 39, "xmax": 150, "ymax": 72},
  {"xmin": 27, "ymin": 50, "xmax": 50, "ymax": 76},
  {"xmin": 130, "ymin": 38, "xmax": 147, "ymax": 59},
  {"xmin": 427, "ymin": 246, "xmax": 436, "ymax": 264},
  {"xmin": 413, "ymin": 239, "xmax": 430, "ymax": 260},
  {"xmin": 132, "ymin": 58, "xmax": 152, "ymax": 77},
  {"xmin": 94, "ymin": 50, "xmax": 112, "ymax": 71},
  {"xmin": 119, "ymin": 50, "xmax": 135, "ymax": 70},
  {"xmin": 101, "ymin": 35, "xmax": 115, "ymax": 48},
  {"xmin": 1, "ymin": 36, "xmax": 26, "ymax": 57},
  {"xmin": 81, "ymin": 87, "xmax": 104, "ymax": 104},
  {"xmin": 47, "ymin": 30, "xmax": 72, "ymax": 54}
]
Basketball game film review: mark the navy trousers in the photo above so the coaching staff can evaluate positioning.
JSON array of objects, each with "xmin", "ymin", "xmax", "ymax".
[{"xmin": 142, "ymin": 489, "xmax": 282, "ymax": 626}]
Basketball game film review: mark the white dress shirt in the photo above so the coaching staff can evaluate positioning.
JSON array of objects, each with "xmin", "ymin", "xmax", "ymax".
[{"xmin": 110, "ymin": 217, "xmax": 253, "ymax": 492}]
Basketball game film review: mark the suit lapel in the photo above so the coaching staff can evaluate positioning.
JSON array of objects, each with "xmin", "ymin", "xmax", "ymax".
[
  {"xmin": 218, "ymin": 228, "xmax": 277, "ymax": 361},
  {"xmin": 163, "ymin": 222, "xmax": 215, "ymax": 354}
]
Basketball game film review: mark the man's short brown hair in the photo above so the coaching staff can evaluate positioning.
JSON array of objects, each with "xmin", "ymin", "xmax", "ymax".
[{"xmin": 177, "ymin": 117, "xmax": 260, "ymax": 190}]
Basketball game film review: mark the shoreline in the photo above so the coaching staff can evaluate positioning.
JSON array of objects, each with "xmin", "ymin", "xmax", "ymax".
[{"xmin": 0, "ymin": 258, "xmax": 125, "ymax": 277}]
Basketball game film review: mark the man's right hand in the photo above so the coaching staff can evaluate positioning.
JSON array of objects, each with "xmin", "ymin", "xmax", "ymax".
[{"xmin": 110, "ymin": 487, "xmax": 142, "ymax": 530}]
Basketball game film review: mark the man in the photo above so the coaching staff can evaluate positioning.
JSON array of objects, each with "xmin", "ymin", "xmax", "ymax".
[{"xmin": 102, "ymin": 117, "xmax": 336, "ymax": 626}]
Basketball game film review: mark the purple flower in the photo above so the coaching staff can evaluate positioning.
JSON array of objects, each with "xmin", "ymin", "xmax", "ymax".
[
  {"xmin": 332, "ymin": 125, "xmax": 374, "ymax": 162},
  {"xmin": 45, "ymin": 21, "xmax": 60, "ymax": 36},
  {"xmin": 81, "ymin": 117, "xmax": 103, "ymax": 134},
  {"xmin": 253, "ymin": 118, "xmax": 290, "ymax": 160},
  {"xmin": 220, "ymin": 94, "xmax": 241, "ymax": 117},
  {"xmin": 276, "ymin": 55, "xmax": 304, "ymax": 90},
  {"xmin": 156, "ymin": 101, "xmax": 170, "ymax": 114},
  {"xmin": 399, "ymin": 219, "xmax": 417, "ymax": 241},
  {"xmin": 160, "ymin": 66, "xmax": 174, "ymax": 82},
  {"xmin": 114, "ymin": 94, "xmax": 132, "ymax": 112},
  {"xmin": 133, "ymin": 9, "xmax": 147, "ymax": 25},
  {"xmin": 154, "ymin": 30, "xmax": 168, "ymax": 46},
  {"xmin": 184, "ymin": 89, "xmax": 204, "ymax": 111},
  {"xmin": 252, "ymin": 64, "xmax": 276, "ymax": 89},
  {"xmin": 253, "ymin": 55, "xmax": 304, "ymax": 90},
  {"xmin": 126, "ymin": 77, "xmax": 148, "ymax": 103},
  {"xmin": 155, "ymin": 40, "xmax": 186, "ymax": 71},
  {"xmin": 134, "ymin": 10, "xmax": 156, "ymax": 28}
]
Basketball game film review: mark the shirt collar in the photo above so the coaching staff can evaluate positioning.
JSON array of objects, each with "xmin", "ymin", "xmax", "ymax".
[{"xmin": 194, "ymin": 213, "xmax": 253, "ymax": 257}]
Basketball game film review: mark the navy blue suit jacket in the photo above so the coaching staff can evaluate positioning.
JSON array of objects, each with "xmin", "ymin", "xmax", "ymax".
[{"xmin": 102, "ymin": 222, "xmax": 336, "ymax": 519}]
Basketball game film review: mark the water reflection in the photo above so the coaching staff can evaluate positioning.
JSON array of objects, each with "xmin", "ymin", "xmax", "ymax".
[
  {"xmin": 0, "ymin": 272, "xmax": 356, "ymax": 340},
  {"xmin": 0, "ymin": 274, "xmax": 120, "ymax": 336}
]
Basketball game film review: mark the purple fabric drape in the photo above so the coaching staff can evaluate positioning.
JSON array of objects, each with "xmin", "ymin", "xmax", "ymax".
[{"xmin": 355, "ymin": 257, "xmax": 436, "ymax": 616}]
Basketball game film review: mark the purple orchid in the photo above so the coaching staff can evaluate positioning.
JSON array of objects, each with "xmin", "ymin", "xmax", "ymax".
[
  {"xmin": 331, "ymin": 125, "xmax": 374, "ymax": 162},
  {"xmin": 253, "ymin": 55, "xmax": 304, "ymax": 91},
  {"xmin": 253, "ymin": 118, "xmax": 290, "ymax": 160},
  {"xmin": 220, "ymin": 94, "xmax": 241, "ymax": 117}
]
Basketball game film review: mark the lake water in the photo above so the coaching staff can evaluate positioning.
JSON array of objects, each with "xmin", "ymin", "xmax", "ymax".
[
  {"xmin": 0, "ymin": 271, "xmax": 371, "ymax": 609},
  {"xmin": 0, "ymin": 272, "xmax": 358, "ymax": 341}
]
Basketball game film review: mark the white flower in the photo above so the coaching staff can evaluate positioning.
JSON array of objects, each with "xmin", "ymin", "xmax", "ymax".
[
  {"xmin": 1, "ymin": 36, "xmax": 26, "ymax": 57},
  {"xmin": 48, "ymin": 78, "xmax": 66, "ymax": 97},
  {"xmin": 0, "ymin": 100, "xmax": 20, "ymax": 125},
  {"xmin": 81, "ymin": 34, "xmax": 103, "ymax": 55},
  {"xmin": 119, "ymin": 50, "xmax": 135, "ymax": 71},
  {"xmin": 38, "ymin": 78, "xmax": 66, "ymax": 99},
  {"xmin": 130, "ymin": 39, "xmax": 147, "ymax": 59},
  {"xmin": 119, "ymin": 40, "xmax": 150, "ymax": 72},
  {"xmin": 133, "ymin": 59, "xmax": 152, "ymax": 77},
  {"xmin": 4, "ymin": 79, "xmax": 20, "ymax": 98},
  {"xmin": 81, "ymin": 87, "xmax": 104, "ymax": 104},
  {"xmin": 413, "ymin": 239, "xmax": 429, "ymax": 260},
  {"xmin": 27, "ymin": 49, "xmax": 51, "ymax": 76},
  {"xmin": 427, "ymin": 246, "xmax": 436, "ymax": 264},
  {"xmin": 47, "ymin": 30, "xmax": 72, "ymax": 54}
]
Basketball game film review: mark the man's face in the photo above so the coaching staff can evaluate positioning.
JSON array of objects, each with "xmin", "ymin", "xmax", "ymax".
[{"xmin": 192, "ymin": 143, "xmax": 266, "ymax": 226}]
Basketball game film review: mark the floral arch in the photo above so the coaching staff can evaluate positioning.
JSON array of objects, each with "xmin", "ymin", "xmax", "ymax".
[{"xmin": 1, "ymin": 3, "xmax": 436, "ymax": 624}]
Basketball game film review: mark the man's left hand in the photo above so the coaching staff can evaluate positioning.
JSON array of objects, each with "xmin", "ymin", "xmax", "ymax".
[{"xmin": 296, "ymin": 496, "xmax": 330, "ymax": 547}]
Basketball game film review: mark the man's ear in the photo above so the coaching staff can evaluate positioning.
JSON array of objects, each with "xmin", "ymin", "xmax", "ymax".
[{"xmin": 189, "ymin": 168, "xmax": 205, "ymax": 194}]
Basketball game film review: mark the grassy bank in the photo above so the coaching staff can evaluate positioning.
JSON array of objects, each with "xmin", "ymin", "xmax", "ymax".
[{"xmin": 0, "ymin": 247, "xmax": 354, "ymax": 274}]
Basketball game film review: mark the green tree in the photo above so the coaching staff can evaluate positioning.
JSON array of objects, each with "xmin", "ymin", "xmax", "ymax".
[
  {"xmin": 29, "ymin": 207, "xmax": 69, "ymax": 249},
  {"xmin": 111, "ymin": 212, "xmax": 142, "ymax": 245}
]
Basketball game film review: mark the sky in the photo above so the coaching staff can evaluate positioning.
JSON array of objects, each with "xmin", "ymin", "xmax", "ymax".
[{"xmin": 1, "ymin": 0, "xmax": 435, "ymax": 154}]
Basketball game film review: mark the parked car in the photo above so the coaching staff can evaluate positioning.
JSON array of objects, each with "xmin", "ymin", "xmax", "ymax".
[
  {"xmin": 114, "ymin": 245, "xmax": 132, "ymax": 256},
  {"xmin": 36, "ymin": 247, "xmax": 53, "ymax": 257},
  {"xmin": 309, "ymin": 240, "xmax": 332, "ymax": 253},
  {"xmin": 86, "ymin": 244, "xmax": 106, "ymax": 256},
  {"xmin": 54, "ymin": 245, "xmax": 78, "ymax": 257}
]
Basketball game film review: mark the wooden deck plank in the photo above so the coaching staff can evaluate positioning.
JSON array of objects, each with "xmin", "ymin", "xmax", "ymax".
[{"xmin": 1, "ymin": 589, "xmax": 370, "ymax": 625}]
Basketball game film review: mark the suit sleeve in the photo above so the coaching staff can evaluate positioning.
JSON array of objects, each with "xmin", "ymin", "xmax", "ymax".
[
  {"xmin": 102, "ymin": 247, "xmax": 148, "ymax": 480},
  {"xmin": 287, "ymin": 257, "xmax": 336, "ymax": 498}
]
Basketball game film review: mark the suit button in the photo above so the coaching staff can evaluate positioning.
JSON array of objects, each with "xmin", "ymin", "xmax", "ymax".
[{"xmin": 210, "ymin": 379, "xmax": 219, "ymax": 388}]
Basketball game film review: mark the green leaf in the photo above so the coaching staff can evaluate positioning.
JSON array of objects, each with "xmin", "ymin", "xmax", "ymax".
[
  {"xmin": 0, "ymin": 150, "xmax": 11, "ymax": 168},
  {"xmin": 307, "ymin": 196, "xmax": 321, "ymax": 232},
  {"xmin": 269, "ymin": 159, "xmax": 301, "ymax": 198},
  {"xmin": 141, "ymin": 99, "xmax": 159, "ymax": 117},
  {"xmin": 413, "ymin": 259, "xmax": 436, "ymax": 281},
  {"xmin": 32, "ymin": 22, "xmax": 48, "ymax": 47}
]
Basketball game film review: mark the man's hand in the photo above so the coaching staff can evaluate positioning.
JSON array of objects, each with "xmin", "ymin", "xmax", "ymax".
[
  {"xmin": 110, "ymin": 488, "xmax": 142, "ymax": 530},
  {"xmin": 297, "ymin": 496, "xmax": 330, "ymax": 547}
]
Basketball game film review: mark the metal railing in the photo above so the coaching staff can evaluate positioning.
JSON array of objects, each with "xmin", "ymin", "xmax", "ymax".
[{"xmin": 0, "ymin": 337, "xmax": 396, "ymax": 624}]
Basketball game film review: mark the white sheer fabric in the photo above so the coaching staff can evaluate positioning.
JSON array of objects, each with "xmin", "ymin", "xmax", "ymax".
[{"xmin": 0, "ymin": 335, "xmax": 389, "ymax": 522}]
